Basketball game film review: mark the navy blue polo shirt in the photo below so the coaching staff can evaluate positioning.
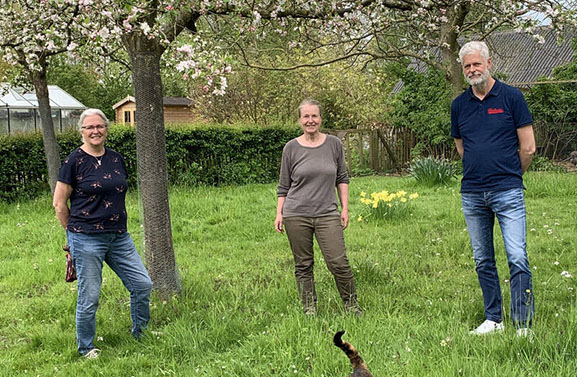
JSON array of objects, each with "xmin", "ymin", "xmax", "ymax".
[
  {"xmin": 58, "ymin": 147, "xmax": 128, "ymax": 233},
  {"xmin": 451, "ymin": 79, "xmax": 533, "ymax": 192}
]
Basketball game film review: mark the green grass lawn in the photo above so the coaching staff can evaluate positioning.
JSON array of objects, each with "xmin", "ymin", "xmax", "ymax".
[{"xmin": 1, "ymin": 172, "xmax": 576, "ymax": 376}]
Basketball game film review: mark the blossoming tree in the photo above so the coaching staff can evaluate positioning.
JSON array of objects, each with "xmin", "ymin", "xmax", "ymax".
[
  {"xmin": 75, "ymin": 0, "xmax": 404, "ymax": 297},
  {"xmin": 233, "ymin": 0, "xmax": 576, "ymax": 93},
  {"xmin": 0, "ymin": 0, "xmax": 82, "ymax": 192}
]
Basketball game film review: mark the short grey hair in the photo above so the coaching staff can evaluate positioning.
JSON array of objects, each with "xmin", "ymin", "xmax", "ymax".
[
  {"xmin": 297, "ymin": 99, "xmax": 322, "ymax": 118},
  {"xmin": 78, "ymin": 108, "xmax": 109, "ymax": 130},
  {"xmin": 459, "ymin": 41, "xmax": 490, "ymax": 63}
]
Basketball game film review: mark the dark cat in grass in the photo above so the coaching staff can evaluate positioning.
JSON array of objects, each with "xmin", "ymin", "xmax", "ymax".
[{"xmin": 333, "ymin": 330, "xmax": 373, "ymax": 377}]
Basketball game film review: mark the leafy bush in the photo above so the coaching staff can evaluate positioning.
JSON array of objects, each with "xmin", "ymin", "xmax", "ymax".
[
  {"xmin": 190, "ymin": 60, "xmax": 391, "ymax": 129},
  {"xmin": 357, "ymin": 189, "xmax": 419, "ymax": 221},
  {"xmin": 528, "ymin": 155, "xmax": 565, "ymax": 172},
  {"xmin": 409, "ymin": 157, "xmax": 457, "ymax": 186},
  {"xmin": 388, "ymin": 64, "xmax": 454, "ymax": 154},
  {"xmin": 0, "ymin": 124, "xmax": 301, "ymax": 201},
  {"xmin": 525, "ymin": 39, "xmax": 577, "ymax": 159},
  {"xmin": 0, "ymin": 133, "xmax": 50, "ymax": 201}
]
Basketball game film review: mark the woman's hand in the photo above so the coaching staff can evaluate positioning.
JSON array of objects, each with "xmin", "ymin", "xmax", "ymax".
[
  {"xmin": 337, "ymin": 183, "xmax": 349, "ymax": 230},
  {"xmin": 341, "ymin": 209, "xmax": 349, "ymax": 230},
  {"xmin": 274, "ymin": 213, "xmax": 284, "ymax": 234},
  {"xmin": 53, "ymin": 181, "xmax": 72, "ymax": 228},
  {"xmin": 275, "ymin": 196, "xmax": 286, "ymax": 234}
]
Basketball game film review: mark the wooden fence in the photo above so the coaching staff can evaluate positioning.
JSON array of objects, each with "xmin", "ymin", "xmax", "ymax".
[
  {"xmin": 329, "ymin": 122, "xmax": 577, "ymax": 176},
  {"xmin": 328, "ymin": 127, "xmax": 417, "ymax": 175}
]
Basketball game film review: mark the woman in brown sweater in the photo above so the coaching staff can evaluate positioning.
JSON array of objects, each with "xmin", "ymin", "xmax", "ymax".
[{"xmin": 275, "ymin": 99, "xmax": 360, "ymax": 316}]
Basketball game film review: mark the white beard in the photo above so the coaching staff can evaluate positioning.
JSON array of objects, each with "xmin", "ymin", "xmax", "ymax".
[{"xmin": 466, "ymin": 70, "xmax": 490, "ymax": 86}]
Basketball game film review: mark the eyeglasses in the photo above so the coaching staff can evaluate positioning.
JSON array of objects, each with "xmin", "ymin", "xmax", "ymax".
[{"xmin": 81, "ymin": 125, "xmax": 107, "ymax": 131}]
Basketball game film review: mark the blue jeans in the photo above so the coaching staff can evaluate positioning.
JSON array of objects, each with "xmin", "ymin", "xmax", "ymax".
[
  {"xmin": 67, "ymin": 231, "xmax": 153, "ymax": 355},
  {"xmin": 461, "ymin": 188, "xmax": 534, "ymax": 328}
]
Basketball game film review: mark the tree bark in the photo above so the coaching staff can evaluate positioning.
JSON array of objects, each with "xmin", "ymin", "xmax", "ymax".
[
  {"xmin": 440, "ymin": 1, "xmax": 470, "ymax": 97},
  {"xmin": 123, "ymin": 34, "xmax": 180, "ymax": 297},
  {"xmin": 31, "ymin": 64, "xmax": 61, "ymax": 193}
]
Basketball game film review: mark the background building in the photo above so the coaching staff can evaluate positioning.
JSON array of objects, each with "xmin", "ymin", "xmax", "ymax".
[
  {"xmin": 0, "ymin": 84, "xmax": 86, "ymax": 135},
  {"xmin": 113, "ymin": 95, "xmax": 199, "ymax": 126}
]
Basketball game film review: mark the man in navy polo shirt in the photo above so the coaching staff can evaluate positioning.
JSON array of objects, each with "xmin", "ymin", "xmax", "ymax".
[{"xmin": 451, "ymin": 41, "xmax": 536, "ymax": 337}]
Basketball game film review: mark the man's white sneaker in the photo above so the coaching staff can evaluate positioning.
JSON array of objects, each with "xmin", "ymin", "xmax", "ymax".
[
  {"xmin": 469, "ymin": 320, "xmax": 504, "ymax": 335},
  {"xmin": 83, "ymin": 348, "xmax": 100, "ymax": 359}
]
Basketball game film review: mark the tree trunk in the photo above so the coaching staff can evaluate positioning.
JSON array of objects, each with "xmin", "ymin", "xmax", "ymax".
[
  {"xmin": 441, "ymin": 1, "xmax": 470, "ymax": 97},
  {"xmin": 124, "ymin": 34, "xmax": 180, "ymax": 298},
  {"xmin": 443, "ymin": 47, "xmax": 464, "ymax": 97},
  {"xmin": 31, "ymin": 65, "xmax": 61, "ymax": 193}
]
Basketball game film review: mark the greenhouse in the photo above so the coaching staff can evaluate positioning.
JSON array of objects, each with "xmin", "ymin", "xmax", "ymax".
[{"xmin": 0, "ymin": 84, "xmax": 86, "ymax": 135}]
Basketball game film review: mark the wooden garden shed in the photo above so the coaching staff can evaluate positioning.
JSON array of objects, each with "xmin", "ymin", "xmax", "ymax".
[{"xmin": 112, "ymin": 95, "xmax": 199, "ymax": 126}]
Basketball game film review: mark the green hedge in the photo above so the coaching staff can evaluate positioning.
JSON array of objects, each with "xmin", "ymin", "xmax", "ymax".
[{"xmin": 0, "ymin": 124, "xmax": 301, "ymax": 202}]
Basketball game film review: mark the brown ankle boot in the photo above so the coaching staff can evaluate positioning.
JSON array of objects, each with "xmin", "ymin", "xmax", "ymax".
[
  {"xmin": 297, "ymin": 279, "xmax": 317, "ymax": 314},
  {"xmin": 336, "ymin": 279, "xmax": 362, "ymax": 316}
]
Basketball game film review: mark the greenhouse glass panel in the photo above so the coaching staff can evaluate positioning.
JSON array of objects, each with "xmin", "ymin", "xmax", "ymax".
[
  {"xmin": 62, "ymin": 109, "xmax": 83, "ymax": 131},
  {"xmin": 36, "ymin": 110, "xmax": 61, "ymax": 133},
  {"xmin": 0, "ymin": 84, "xmax": 86, "ymax": 135},
  {"xmin": 9, "ymin": 109, "xmax": 35, "ymax": 133},
  {"xmin": 0, "ymin": 109, "xmax": 8, "ymax": 135}
]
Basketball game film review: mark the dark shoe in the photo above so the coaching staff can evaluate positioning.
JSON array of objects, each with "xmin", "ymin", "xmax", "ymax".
[
  {"xmin": 346, "ymin": 305, "xmax": 363, "ymax": 317},
  {"xmin": 304, "ymin": 306, "xmax": 317, "ymax": 316}
]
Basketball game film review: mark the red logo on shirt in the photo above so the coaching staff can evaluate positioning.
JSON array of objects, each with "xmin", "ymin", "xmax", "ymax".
[{"xmin": 488, "ymin": 108, "xmax": 504, "ymax": 114}]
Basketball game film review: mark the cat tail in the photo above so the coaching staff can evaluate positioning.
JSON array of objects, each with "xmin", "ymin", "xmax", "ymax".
[{"xmin": 333, "ymin": 330, "xmax": 369, "ymax": 371}]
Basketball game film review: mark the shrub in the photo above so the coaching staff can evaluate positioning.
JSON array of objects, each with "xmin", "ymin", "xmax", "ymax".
[
  {"xmin": 525, "ymin": 40, "xmax": 577, "ymax": 159},
  {"xmin": 388, "ymin": 64, "xmax": 454, "ymax": 154},
  {"xmin": 357, "ymin": 189, "xmax": 419, "ymax": 221},
  {"xmin": 0, "ymin": 124, "xmax": 301, "ymax": 202},
  {"xmin": 528, "ymin": 155, "xmax": 565, "ymax": 172},
  {"xmin": 409, "ymin": 156, "xmax": 457, "ymax": 186}
]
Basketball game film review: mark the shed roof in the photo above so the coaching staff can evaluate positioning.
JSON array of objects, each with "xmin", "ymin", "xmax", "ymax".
[
  {"xmin": 488, "ymin": 28, "xmax": 575, "ymax": 86},
  {"xmin": 112, "ymin": 95, "xmax": 194, "ymax": 109},
  {"xmin": 162, "ymin": 97, "xmax": 194, "ymax": 106},
  {"xmin": 0, "ymin": 84, "xmax": 86, "ymax": 109},
  {"xmin": 112, "ymin": 95, "xmax": 135, "ymax": 109}
]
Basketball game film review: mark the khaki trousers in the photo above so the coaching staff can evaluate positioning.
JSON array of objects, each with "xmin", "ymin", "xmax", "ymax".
[{"xmin": 283, "ymin": 215, "xmax": 358, "ymax": 312}]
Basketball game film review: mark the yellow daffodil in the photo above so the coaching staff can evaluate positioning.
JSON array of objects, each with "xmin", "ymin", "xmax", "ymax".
[{"xmin": 360, "ymin": 187, "xmax": 418, "ymax": 221}]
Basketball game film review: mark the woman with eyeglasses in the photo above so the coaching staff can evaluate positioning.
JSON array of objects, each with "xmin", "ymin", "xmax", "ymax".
[{"xmin": 53, "ymin": 108, "xmax": 152, "ymax": 359}]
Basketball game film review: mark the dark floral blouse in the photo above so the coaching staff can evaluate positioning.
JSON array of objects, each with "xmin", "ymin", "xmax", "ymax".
[{"xmin": 58, "ymin": 147, "xmax": 128, "ymax": 233}]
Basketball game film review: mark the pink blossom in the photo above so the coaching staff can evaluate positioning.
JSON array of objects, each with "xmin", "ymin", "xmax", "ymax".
[
  {"xmin": 140, "ymin": 22, "xmax": 151, "ymax": 35},
  {"xmin": 177, "ymin": 45, "xmax": 194, "ymax": 55},
  {"xmin": 122, "ymin": 19, "xmax": 133, "ymax": 31}
]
